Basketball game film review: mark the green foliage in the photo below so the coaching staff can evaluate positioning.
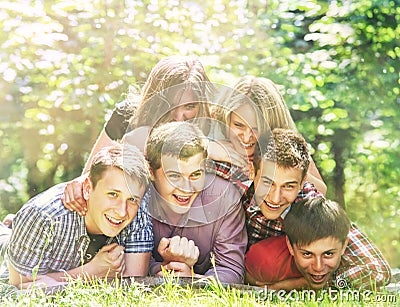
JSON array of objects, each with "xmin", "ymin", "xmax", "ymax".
[{"xmin": 0, "ymin": 0, "xmax": 398, "ymax": 266}]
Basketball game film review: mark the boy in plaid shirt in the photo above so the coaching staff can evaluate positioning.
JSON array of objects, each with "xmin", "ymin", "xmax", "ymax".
[
  {"xmin": 243, "ymin": 128, "xmax": 391, "ymax": 289},
  {"xmin": 5, "ymin": 143, "xmax": 152, "ymax": 289}
]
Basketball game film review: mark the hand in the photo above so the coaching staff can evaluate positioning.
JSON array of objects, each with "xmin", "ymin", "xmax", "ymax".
[
  {"xmin": 61, "ymin": 174, "xmax": 88, "ymax": 216},
  {"xmin": 158, "ymin": 236, "xmax": 200, "ymax": 267},
  {"xmin": 157, "ymin": 261, "xmax": 193, "ymax": 278},
  {"xmin": 207, "ymin": 140, "xmax": 248, "ymax": 169},
  {"xmin": 2, "ymin": 213, "xmax": 15, "ymax": 228},
  {"xmin": 85, "ymin": 243, "xmax": 126, "ymax": 278}
]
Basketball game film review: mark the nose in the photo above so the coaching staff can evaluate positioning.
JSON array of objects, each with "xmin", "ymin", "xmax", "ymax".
[
  {"xmin": 172, "ymin": 107, "xmax": 186, "ymax": 122},
  {"xmin": 312, "ymin": 257, "xmax": 324, "ymax": 272},
  {"xmin": 268, "ymin": 186, "xmax": 281, "ymax": 204},
  {"xmin": 241, "ymin": 128, "xmax": 254, "ymax": 143},
  {"xmin": 114, "ymin": 200, "xmax": 128, "ymax": 217},
  {"xmin": 176, "ymin": 177, "xmax": 194, "ymax": 193}
]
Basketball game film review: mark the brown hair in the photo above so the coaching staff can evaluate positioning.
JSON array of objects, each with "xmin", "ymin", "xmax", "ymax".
[
  {"xmin": 130, "ymin": 56, "xmax": 214, "ymax": 131},
  {"xmin": 146, "ymin": 121, "xmax": 208, "ymax": 171},
  {"xmin": 90, "ymin": 143, "xmax": 149, "ymax": 188},
  {"xmin": 253, "ymin": 128, "xmax": 310, "ymax": 180},
  {"xmin": 284, "ymin": 197, "xmax": 350, "ymax": 246}
]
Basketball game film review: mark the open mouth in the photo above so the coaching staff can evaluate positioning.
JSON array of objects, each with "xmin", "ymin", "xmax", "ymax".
[
  {"xmin": 105, "ymin": 214, "xmax": 125, "ymax": 226},
  {"xmin": 173, "ymin": 194, "xmax": 192, "ymax": 205},
  {"xmin": 239, "ymin": 141, "xmax": 255, "ymax": 149},
  {"xmin": 310, "ymin": 274, "xmax": 327, "ymax": 284},
  {"xmin": 264, "ymin": 200, "xmax": 282, "ymax": 211}
]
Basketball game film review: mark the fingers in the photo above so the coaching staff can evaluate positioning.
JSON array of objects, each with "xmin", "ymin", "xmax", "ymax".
[
  {"xmin": 2, "ymin": 213, "xmax": 15, "ymax": 227},
  {"xmin": 161, "ymin": 261, "xmax": 192, "ymax": 277},
  {"xmin": 157, "ymin": 237, "xmax": 171, "ymax": 255},
  {"xmin": 61, "ymin": 178, "xmax": 88, "ymax": 216},
  {"xmin": 167, "ymin": 236, "xmax": 199, "ymax": 267}
]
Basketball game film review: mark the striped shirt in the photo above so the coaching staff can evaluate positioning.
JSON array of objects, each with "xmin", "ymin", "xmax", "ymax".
[{"xmin": 7, "ymin": 183, "xmax": 153, "ymax": 277}]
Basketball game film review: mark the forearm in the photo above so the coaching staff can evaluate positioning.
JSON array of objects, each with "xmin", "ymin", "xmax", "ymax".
[
  {"xmin": 123, "ymin": 252, "xmax": 151, "ymax": 276},
  {"xmin": 82, "ymin": 129, "xmax": 115, "ymax": 174}
]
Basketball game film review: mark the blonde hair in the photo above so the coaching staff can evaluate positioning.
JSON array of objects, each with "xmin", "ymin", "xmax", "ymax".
[{"xmin": 212, "ymin": 76, "xmax": 296, "ymax": 136}]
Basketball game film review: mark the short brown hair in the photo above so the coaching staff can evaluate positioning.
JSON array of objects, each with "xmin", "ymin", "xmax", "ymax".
[
  {"xmin": 90, "ymin": 143, "xmax": 149, "ymax": 188},
  {"xmin": 284, "ymin": 197, "xmax": 350, "ymax": 246},
  {"xmin": 253, "ymin": 128, "xmax": 310, "ymax": 180},
  {"xmin": 146, "ymin": 121, "xmax": 208, "ymax": 171}
]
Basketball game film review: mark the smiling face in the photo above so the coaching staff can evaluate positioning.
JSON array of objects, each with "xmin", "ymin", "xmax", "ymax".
[
  {"xmin": 227, "ymin": 103, "xmax": 260, "ymax": 159},
  {"xmin": 84, "ymin": 167, "xmax": 146, "ymax": 237},
  {"xmin": 287, "ymin": 236, "xmax": 347, "ymax": 289},
  {"xmin": 169, "ymin": 89, "xmax": 200, "ymax": 122},
  {"xmin": 150, "ymin": 152, "xmax": 206, "ymax": 214},
  {"xmin": 253, "ymin": 160, "xmax": 305, "ymax": 220}
]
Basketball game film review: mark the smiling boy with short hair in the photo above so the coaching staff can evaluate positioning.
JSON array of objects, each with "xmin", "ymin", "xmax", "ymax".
[
  {"xmin": 244, "ymin": 128, "xmax": 391, "ymax": 289},
  {"xmin": 6, "ymin": 143, "xmax": 152, "ymax": 289},
  {"xmin": 140, "ymin": 121, "xmax": 247, "ymax": 283},
  {"xmin": 246, "ymin": 197, "xmax": 352, "ymax": 290}
]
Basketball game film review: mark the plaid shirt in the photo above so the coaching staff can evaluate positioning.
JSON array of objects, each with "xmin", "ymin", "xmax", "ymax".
[
  {"xmin": 205, "ymin": 160, "xmax": 250, "ymax": 196},
  {"xmin": 331, "ymin": 224, "xmax": 392, "ymax": 289},
  {"xmin": 7, "ymin": 183, "xmax": 153, "ymax": 277},
  {"xmin": 242, "ymin": 181, "xmax": 391, "ymax": 289}
]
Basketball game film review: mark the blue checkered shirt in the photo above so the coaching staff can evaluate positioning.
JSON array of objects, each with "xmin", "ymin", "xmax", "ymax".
[{"xmin": 7, "ymin": 183, "xmax": 153, "ymax": 276}]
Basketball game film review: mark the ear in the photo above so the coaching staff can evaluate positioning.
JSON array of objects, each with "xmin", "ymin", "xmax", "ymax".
[
  {"xmin": 149, "ymin": 167, "xmax": 156, "ymax": 181},
  {"xmin": 285, "ymin": 235, "xmax": 295, "ymax": 256},
  {"xmin": 341, "ymin": 237, "xmax": 349, "ymax": 255},
  {"xmin": 82, "ymin": 177, "xmax": 92, "ymax": 201}
]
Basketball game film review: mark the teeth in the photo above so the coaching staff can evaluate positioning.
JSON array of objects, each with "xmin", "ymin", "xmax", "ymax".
[
  {"xmin": 266, "ymin": 202, "xmax": 280, "ymax": 209},
  {"xmin": 175, "ymin": 195, "xmax": 190, "ymax": 202},
  {"xmin": 311, "ymin": 274, "xmax": 325, "ymax": 281},
  {"xmin": 240, "ymin": 142, "xmax": 255, "ymax": 148},
  {"xmin": 106, "ymin": 215, "xmax": 124, "ymax": 224}
]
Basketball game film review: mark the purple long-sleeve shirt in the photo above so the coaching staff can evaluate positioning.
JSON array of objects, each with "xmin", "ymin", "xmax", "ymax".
[{"xmin": 149, "ymin": 174, "xmax": 247, "ymax": 284}]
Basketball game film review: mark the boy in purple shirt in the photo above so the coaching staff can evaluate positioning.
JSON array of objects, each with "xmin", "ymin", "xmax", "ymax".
[{"xmin": 134, "ymin": 121, "xmax": 247, "ymax": 283}]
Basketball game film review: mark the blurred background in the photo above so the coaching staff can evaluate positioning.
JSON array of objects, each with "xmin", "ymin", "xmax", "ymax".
[{"xmin": 0, "ymin": 0, "xmax": 399, "ymax": 267}]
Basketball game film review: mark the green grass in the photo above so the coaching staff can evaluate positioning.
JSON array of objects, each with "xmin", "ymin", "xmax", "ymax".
[{"xmin": 0, "ymin": 275, "xmax": 398, "ymax": 307}]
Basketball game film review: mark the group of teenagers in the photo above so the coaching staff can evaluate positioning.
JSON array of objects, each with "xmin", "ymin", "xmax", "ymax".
[{"xmin": 0, "ymin": 56, "xmax": 392, "ymax": 291}]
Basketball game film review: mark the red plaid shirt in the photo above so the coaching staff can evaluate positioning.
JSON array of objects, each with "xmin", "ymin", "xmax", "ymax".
[
  {"xmin": 243, "ymin": 181, "xmax": 391, "ymax": 289},
  {"xmin": 208, "ymin": 161, "xmax": 391, "ymax": 289}
]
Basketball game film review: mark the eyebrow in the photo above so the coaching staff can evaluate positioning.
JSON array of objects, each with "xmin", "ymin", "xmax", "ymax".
[
  {"xmin": 165, "ymin": 168, "xmax": 204, "ymax": 175},
  {"xmin": 260, "ymin": 176, "xmax": 298, "ymax": 185},
  {"xmin": 110, "ymin": 188, "xmax": 141, "ymax": 200},
  {"xmin": 299, "ymin": 248, "xmax": 338, "ymax": 253}
]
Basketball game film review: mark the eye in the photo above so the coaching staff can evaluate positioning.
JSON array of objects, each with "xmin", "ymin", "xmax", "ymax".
[
  {"xmin": 283, "ymin": 184, "xmax": 296, "ymax": 190},
  {"xmin": 128, "ymin": 197, "xmax": 140, "ymax": 206},
  {"xmin": 302, "ymin": 252, "xmax": 312, "ymax": 258},
  {"xmin": 108, "ymin": 191, "xmax": 118, "ymax": 198},
  {"xmin": 167, "ymin": 173, "xmax": 181, "ymax": 180},
  {"xmin": 190, "ymin": 170, "xmax": 204, "ymax": 180},
  {"xmin": 233, "ymin": 122, "xmax": 245, "ymax": 128},
  {"xmin": 324, "ymin": 251, "xmax": 335, "ymax": 257},
  {"xmin": 185, "ymin": 103, "xmax": 198, "ymax": 110}
]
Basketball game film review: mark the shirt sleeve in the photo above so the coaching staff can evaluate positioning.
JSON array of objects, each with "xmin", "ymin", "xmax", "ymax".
[
  {"xmin": 204, "ymin": 187, "xmax": 248, "ymax": 284},
  {"xmin": 329, "ymin": 223, "xmax": 392, "ymax": 289},
  {"xmin": 104, "ymin": 100, "xmax": 134, "ymax": 140},
  {"xmin": 7, "ymin": 207, "xmax": 55, "ymax": 276},
  {"xmin": 120, "ymin": 191, "xmax": 154, "ymax": 253},
  {"xmin": 205, "ymin": 160, "xmax": 249, "ymax": 195}
]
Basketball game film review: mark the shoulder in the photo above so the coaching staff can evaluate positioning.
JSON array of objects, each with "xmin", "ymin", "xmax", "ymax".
[
  {"xmin": 15, "ymin": 183, "xmax": 74, "ymax": 223},
  {"xmin": 198, "ymin": 175, "xmax": 242, "ymax": 215},
  {"xmin": 202, "ymin": 174, "xmax": 240, "ymax": 199}
]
